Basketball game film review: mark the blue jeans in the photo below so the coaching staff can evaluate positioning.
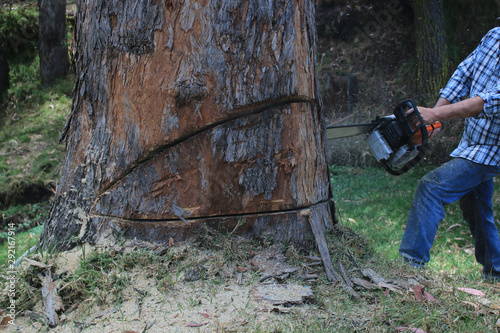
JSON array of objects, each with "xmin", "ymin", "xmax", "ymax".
[{"xmin": 399, "ymin": 158, "xmax": 500, "ymax": 277}]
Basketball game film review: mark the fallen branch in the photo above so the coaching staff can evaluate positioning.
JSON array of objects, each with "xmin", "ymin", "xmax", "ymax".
[{"xmin": 307, "ymin": 208, "xmax": 360, "ymax": 299}]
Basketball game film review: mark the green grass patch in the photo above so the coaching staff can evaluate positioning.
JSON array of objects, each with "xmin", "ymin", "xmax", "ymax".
[
  {"xmin": 0, "ymin": 57, "xmax": 72, "ymax": 208},
  {"xmin": 0, "ymin": 224, "xmax": 42, "ymax": 262},
  {"xmin": 0, "ymin": 202, "xmax": 49, "ymax": 266}
]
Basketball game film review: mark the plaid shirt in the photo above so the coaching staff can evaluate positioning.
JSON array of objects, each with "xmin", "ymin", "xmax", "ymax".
[{"xmin": 440, "ymin": 27, "xmax": 500, "ymax": 166}]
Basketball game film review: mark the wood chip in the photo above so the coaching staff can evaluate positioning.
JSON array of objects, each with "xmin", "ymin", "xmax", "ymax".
[
  {"xmin": 136, "ymin": 297, "xmax": 142, "ymax": 318},
  {"xmin": 40, "ymin": 271, "xmax": 63, "ymax": 327},
  {"xmin": 351, "ymin": 277, "xmax": 378, "ymax": 290},
  {"xmin": 0, "ymin": 315, "xmax": 13, "ymax": 326},
  {"xmin": 458, "ymin": 287, "xmax": 486, "ymax": 297},
  {"xmin": 361, "ymin": 268, "xmax": 387, "ymax": 284},
  {"xmin": 270, "ymin": 307, "xmax": 291, "ymax": 314},
  {"xmin": 413, "ymin": 285, "xmax": 424, "ymax": 301},
  {"xmin": 447, "ymin": 224, "xmax": 462, "ymax": 231},
  {"xmin": 133, "ymin": 287, "xmax": 147, "ymax": 296},
  {"xmin": 396, "ymin": 327, "xmax": 427, "ymax": 333},
  {"xmin": 144, "ymin": 320, "xmax": 156, "ymax": 332},
  {"xmin": 296, "ymin": 274, "xmax": 319, "ymax": 281},
  {"xmin": 302, "ymin": 256, "xmax": 322, "ymax": 261},
  {"xmin": 379, "ymin": 282, "xmax": 403, "ymax": 295},
  {"xmin": 424, "ymin": 291, "xmax": 437, "ymax": 302},
  {"xmin": 462, "ymin": 301, "xmax": 480, "ymax": 310}
]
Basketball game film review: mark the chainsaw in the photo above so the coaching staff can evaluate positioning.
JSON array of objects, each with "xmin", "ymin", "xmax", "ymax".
[{"xmin": 326, "ymin": 99, "xmax": 442, "ymax": 175}]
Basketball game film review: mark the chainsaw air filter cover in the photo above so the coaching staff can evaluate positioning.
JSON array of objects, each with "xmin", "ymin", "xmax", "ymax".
[{"xmin": 367, "ymin": 130, "xmax": 392, "ymax": 162}]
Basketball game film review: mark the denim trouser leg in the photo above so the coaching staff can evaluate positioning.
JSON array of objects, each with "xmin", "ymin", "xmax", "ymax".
[
  {"xmin": 399, "ymin": 158, "xmax": 500, "ymax": 272},
  {"xmin": 459, "ymin": 190, "xmax": 479, "ymax": 237},
  {"xmin": 469, "ymin": 179, "xmax": 500, "ymax": 277}
]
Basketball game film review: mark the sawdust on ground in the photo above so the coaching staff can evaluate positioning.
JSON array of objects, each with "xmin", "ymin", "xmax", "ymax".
[{"xmin": 6, "ymin": 243, "xmax": 327, "ymax": 333}]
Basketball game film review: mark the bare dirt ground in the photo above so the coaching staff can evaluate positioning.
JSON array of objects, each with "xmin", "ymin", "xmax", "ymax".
[{"xmin": 4, "ymin": 240, "xmax": 344, "ymax": 333}]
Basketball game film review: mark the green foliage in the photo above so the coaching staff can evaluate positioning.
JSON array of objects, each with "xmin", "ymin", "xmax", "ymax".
[
  {"xmin": 0, "ymin": 3, "xmax": 39, "ymax": 64},
  {"xmin": 4, "ymin": 55, "xmax": 42, "ymax": 107}
]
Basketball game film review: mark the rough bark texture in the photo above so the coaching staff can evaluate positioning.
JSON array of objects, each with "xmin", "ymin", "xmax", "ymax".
[
  {"xmin": 413, "ymin": 0, "xmax": 452, "ymax": 104},
  {"xmin": 39, "ymin": 0, "xmax": 69, "ymax": 87},
  {"xmin": 41, "ymin": 0, "xmax": 334, "ymax": 251},
  {"xmin": 0, "ymin": 31, "xmax": 8, "ymax": 99}
]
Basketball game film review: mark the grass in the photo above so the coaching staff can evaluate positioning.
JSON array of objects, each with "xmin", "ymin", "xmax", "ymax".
[
  {"xmin": 0, "ymin": 202, "xmax": 49, "ymax": 266},
  {"xmin": 2, "ymin": 163, "xmax": 500, "ymax": 331},
  {"xmin": 0, "ymin": 60, "xmax": 72, "ymax": 201}
]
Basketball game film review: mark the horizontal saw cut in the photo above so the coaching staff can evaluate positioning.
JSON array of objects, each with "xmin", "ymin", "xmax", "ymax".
[{"xmin": 92, "ymin": 103, "xmax": 330, "ymax": 220}]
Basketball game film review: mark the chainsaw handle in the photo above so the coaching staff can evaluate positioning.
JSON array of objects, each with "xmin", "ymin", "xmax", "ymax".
[
  {"xmin": 393, "ymin": 99, "xmax": 428, "ymax": 148},
  {"xmin": 383, "ymin": 99, "xmax": 430, "ymax": 176}
]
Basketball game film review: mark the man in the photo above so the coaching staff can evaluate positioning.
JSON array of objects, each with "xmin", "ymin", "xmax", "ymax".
[{"xmin": 399, "ymin": 27, "xmax": 500, "ymax": 280}]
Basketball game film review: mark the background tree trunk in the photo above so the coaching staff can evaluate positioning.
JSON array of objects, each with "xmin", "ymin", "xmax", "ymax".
[
  {"xmin": 39, "ymin": 0, "xmax": 69, "ymax": 87},
  {"xmin": 413, "ymin": 0, "xmax": 452, "ymax": 104},
  {"xmin": 40, "ymin": 0, "xmax": 334, "ymax": 251},
  {"xmin": 0, "ymin": 31, "xmax": 9, "ymax": 100}
]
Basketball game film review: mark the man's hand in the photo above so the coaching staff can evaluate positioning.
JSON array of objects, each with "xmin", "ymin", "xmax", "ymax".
[{"xmin": 415, "ymin": 106, "xmax": 440, "ymax": 125}]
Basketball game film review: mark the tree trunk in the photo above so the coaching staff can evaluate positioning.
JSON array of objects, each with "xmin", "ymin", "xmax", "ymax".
[
  {"xmin": 39, "ymin": 0, "xmax": 69, "ymax": 87},
  {"xmin": 0, "ymin": 31, "xmax": 9, "ymax": 100},
  {"xmin": 413, "ymin": 0, "xmax": 452, "ymax": 104},
  {"xmin": 40, "ymin": 0, "xmax": 334, "ymax": 251}
]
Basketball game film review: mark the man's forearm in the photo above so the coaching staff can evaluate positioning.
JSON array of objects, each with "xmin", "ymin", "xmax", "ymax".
[
  {"xmin": 435, "ymin": 96, "xmax": 484, "ymax": 120},
  {"xmin": 419, "ymin": 96, "xmax": 484, "ymax": 124},
  {"xmin": 433, "ymin": 97, "xmax": 451, "ymax": 108}
]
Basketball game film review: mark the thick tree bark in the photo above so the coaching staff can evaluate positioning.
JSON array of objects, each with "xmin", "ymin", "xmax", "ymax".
[
  {"xmin": 0, "ymin": 31, "xmax": 9, "ymax": 99},
  {"xmin": 40, "ymin": 0, "xmax": 334, "ymax": 251},
  {"xmin": 39, "ymin": 0, "xmax": 69, "ymax": 87},
  {"xmin": 413, "ymin": 0, "xmax": 452, "ymax": 104}
]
